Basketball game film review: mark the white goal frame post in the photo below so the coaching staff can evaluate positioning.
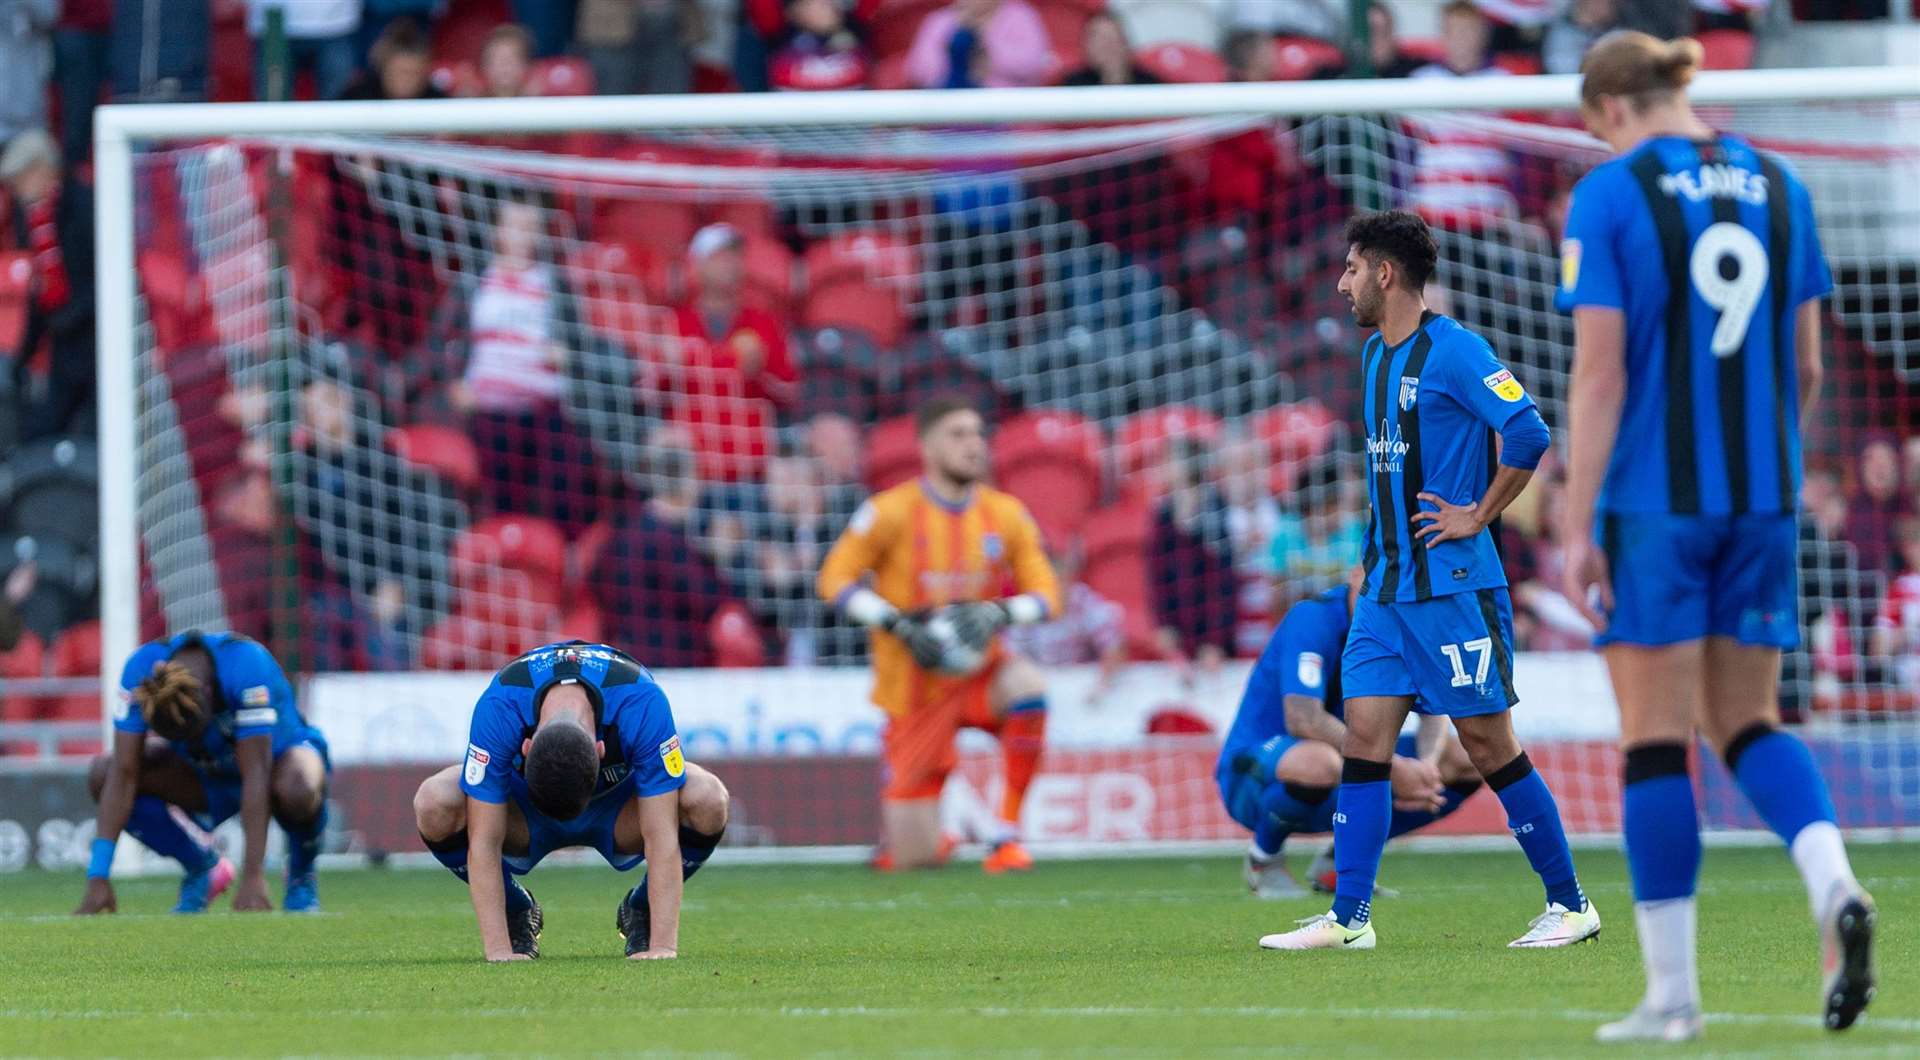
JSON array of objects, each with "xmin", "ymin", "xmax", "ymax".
[{"xmin": 91, "ymin": 67, "xmax": 1920, "ymax": 718}]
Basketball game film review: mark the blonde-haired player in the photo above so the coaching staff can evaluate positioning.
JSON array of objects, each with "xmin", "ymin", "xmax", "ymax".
[{"xmin": 819, "ymin": 397, "xmax": 1062, "ymax": 872}]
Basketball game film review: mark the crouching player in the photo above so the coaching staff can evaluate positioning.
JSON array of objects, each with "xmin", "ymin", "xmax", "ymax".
[
  {"xmin": 818, "ymin": 397, "xmax": 1062, "ymax": 873},
  {"xmin": 1222, "ymin": 568, "xmax": 1483, "ymax": 899},
  {"xmin": 78, "ymin": 631, "xmax": 330, "ymax": 915},
  {"xmin": 412, "ymin": 641, "xmax": 729, "ymax": 961}
]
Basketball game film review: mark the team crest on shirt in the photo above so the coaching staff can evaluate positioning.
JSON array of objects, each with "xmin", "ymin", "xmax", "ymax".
[
  {"xmin": 1482, "ymin": 369, "xmax": 1526, "ymax": 402},
  {"xmin": 1398, "ymin": 376, "xmax": 1420, "ymax": 412},
  {"xmin": 464, "ymin": 744, "xmax": 490, "ymax": 786},
  {"xmin": 982, "ymin": 533, "xmax": 1003, "ymax": 561},
  {"xmin": 1298, "ymin": 651, "xmax": 1324, "ymax": 690},
  {"xmin": 659, "ymin": 735, "xmax": 686, "ymax": 778}
]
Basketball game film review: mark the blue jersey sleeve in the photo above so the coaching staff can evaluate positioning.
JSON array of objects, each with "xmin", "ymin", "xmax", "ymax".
[
  {"xmin": 1788, "ymin": 176, "xmax": 1833, "ymax": 308},
  {"xmin": 1556, "ymin": 168, "xmax": 1627, "ymax": 312},
  {"xmin": 1274, "ymin": 606, "xmax": 1337, "ymax": 703},
  {"xmin": 1436, "ymin": 332, "xmax": 1543, "ymax": 443},
  {"xmin": 218, "ymin": 640, "xmax": 294, "ymax": 740},
  {"xmin": 462, "ymin": 691, "xmax": 525, "ymax": 804},
  {"xmin": 112, "ymin": 646, "xmax": 165, "ymax": 735},
  {"xmin": 618, "ymin": 684, "xmax": 688, "ymax": 798}
]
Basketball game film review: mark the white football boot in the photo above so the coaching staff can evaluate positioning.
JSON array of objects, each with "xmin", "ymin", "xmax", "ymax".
[
  {"xmin": 1243, "ymin": 847, "xmax": 1309, "ymax": 899},
  {"xmin": 1509, "ymin": 900, "xmax": 1602, "ymax": 948},
  {"xmin": 1259, "ymin": 912, "xmax": 1376, "ymax": 951},
  {"xmin": 1595, "ymin": 1001, "xmax": 1704, "ymax": 1044}
]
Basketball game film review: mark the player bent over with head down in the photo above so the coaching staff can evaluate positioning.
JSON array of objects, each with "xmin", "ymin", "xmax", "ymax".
[
  {"xmin": 1562, "ymin": 33, "xmax": 1874, "ymax": 1040},
  {"xmin": 412, "ymin": 641, "xmax": 729, "ymax": 961},
  {"xmin": 818, "ymin": 396, "xmax": 1062, "ymax": 873},
  {"xmin": 78, "ymin": 631, "xmax": 330, "ymax": 915},
  {"xmin": 1222, "ymin": 567, "xmax": 1483, "ymax": 899},
  {"xmin": 1262, "ymin": 210, "xmax": 1599, "ymax": 951}
]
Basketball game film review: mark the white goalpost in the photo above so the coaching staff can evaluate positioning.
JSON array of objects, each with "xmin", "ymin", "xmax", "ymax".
[{"xmin": 92, "ymin": 68, "xmax": 1920, "ymax": 856}]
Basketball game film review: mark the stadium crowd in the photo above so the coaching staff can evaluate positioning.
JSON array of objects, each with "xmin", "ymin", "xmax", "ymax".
[{"xmin": 0, "ymin": 0, "xmax": 1916, "ymax": 755}]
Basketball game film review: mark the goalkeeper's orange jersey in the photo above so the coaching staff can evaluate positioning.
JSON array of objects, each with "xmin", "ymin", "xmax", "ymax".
[{"xmin": 818, "ymin": 479, "xmax": 1060, "ymax": 717}]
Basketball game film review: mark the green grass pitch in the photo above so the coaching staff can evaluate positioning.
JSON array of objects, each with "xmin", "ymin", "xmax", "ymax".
[{"xmin": 3, "ymin": 845, "xmax": 1915, "ymax": 1058}]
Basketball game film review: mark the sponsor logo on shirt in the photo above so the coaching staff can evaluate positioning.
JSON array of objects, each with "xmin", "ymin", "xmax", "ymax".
[
  {"xmin": 242, "ymin": 685, "xmax": 271, "ymax": 707},
  {"xmin": 1560, "ymin": 239, "xmax": 1581, "ymax": 291},
  {"xmin": 1482, "ymin": 369, "xmax": 1525, "ymax": 402},
  {"xmin": 1297, "ymin": 651, "xmax": 1324, "ymax": 690},
  {"xmin": 235, "ymin": 707, "xmax": 277, "ymax": 728},
  {"xmin": 659, "ymin": 735, "xmax": 685, "ymax": 779},
  {"xmin": 464, "ymin": 744, "xmax": 490, "ymax": 786},
  {"xmin": 1368, "ymin": 420, "xmax": 1409, "ymax": 473}
]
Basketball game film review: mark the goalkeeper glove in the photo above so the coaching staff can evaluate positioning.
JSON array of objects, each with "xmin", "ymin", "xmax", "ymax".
[
  {"xmin": 883, "ymin": 613, "xmax": 950, "ymax": 672},
  {"xmin": 943, "ymin": 600, "xmax": 1014, "ymax": 650}
]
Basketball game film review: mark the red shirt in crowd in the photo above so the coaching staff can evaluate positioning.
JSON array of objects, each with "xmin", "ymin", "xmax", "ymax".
[{"xmin": 668, "ymin": 302, "xmax": 798, "ymax": 481}]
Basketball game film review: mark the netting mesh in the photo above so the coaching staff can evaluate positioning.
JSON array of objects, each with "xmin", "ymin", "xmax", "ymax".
[{"xmin": 123, "ymin": 94, "xmax": 1920, "ymax": 835}]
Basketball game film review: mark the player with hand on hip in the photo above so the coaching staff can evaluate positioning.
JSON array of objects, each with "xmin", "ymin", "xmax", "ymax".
[
  {"xmin": 411, "ymin": 641, "xmax": 730, "ymax": 961},
  {"xmin": 78, "ymin": 631, "xmax": 330, "ymax": 915},
  {"xmin": 1559, "ymin": 32, "xmax": 1874, "ymax": 1042},
  {"xmin": 1262, "ymin": 210, "xmax": 1598, "ymax": 953},
  {"xmin": 818, "ymin": 396, "xmax": 1062, "ymax": 873}
]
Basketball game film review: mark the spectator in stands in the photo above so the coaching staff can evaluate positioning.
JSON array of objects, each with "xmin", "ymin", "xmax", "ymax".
[
  {"xmin": 577, "ymin": 0, "xmax": 702, "ymax": 96},
  {"xmin": 1271, "ymin": 457, "xmax": 1367, "ymax": 602},
  {"xmin": 53, "ymin": 1, "xmax": 109, "ymax": 166},
  {"xmin": 1415, "ymin": 0, "xmax": 1501, "ymax": 78},
  {"xmin": 1799, "ymin": 467, "xmax": 1871, "ymax": 690},
  {"xmin": 1060, "ymin": 12, "xmax": 1159, "ymax": 87},
  {"xmin": 1509, "ymin": 477, "xmax": 1596, "ymax": 651},
  {"xmin": 806, "ymin": 412, "xmax": 863, "ymax": 486},
  {"xmin": 1004, "ymin": 538, "xmax": 1127, "ymax": 696},
  {"xmin": 1226, "ymin": 0, "xmax": 1342, "ymax": 41},
  {"xmin": 480, "ymin": 23, "xmax": 537, "ymax": 98},
  {"xmin": 248, "ymin": 0, "xmax": 364, "ymax": 101},
  {"xmin": 1845, "ymin": 435, "xmax": 1905, "ymax": 575},
  {"xmin": 341, "ymin": 18, "xmax": 443, "ymax": 101},
  {"xmin": 1150, "ymin": 436, "xmax": 1237, "ymax": 674},
  {"xmin": 592, "ymin": 427, "xmax": 741, "ymax": 668},
  {"xmin": 1222, "ymin": 27, "xmax": 1277, "ymax": 82},
  {"xmin": 0, "ymin": 2, "xmax": 54, "ymax": 150},
  {"xmin": 745, "ymin": 451, "xmax": 841, "ymax": 664},
  {"xmin": 1349, "ymin": 2, "xmax": 1427, "ymax": 79},
  {"xmin": 1408, "ymin": 2, "xmax": 1518, "ymax": 225},
  {"xmin": 905, "ymin": 0, "xmax": 1054, "ymax": 90},
  {"xmin": 1216, "ymin": 434, "xmax": 1281, "ymax": 655},
  {"xmin": 2, "ymin": 130, "xmax": 96, "ymax": 441},
  {"xmin": 1543, "ymin": 0, "xmax": 1619, "ymax": 76},
  {"xmin": 436, "ymin": 197, "xmax": 602, "ymax": 532},
  {"xmin": 766, "ymin": 0, "xmax": 870, "ymax": 91},
  {"xmin": 207, "ymin": 468, "xmax": 277, "ymax": 645},
  {"xmin": 110, "ymin": 0, "xmax": 209, "ymax": 102},
  {"xmin": 1872, "ymin": 518, "xmax": 1920, "ymax": 688},
  {"xmin": 1203, "ymin": 30, "xmax": 1296, "ymax": 224},
  {"xmin": 670, "ymin": 223, "xmax": 797, "ymax": 481}
]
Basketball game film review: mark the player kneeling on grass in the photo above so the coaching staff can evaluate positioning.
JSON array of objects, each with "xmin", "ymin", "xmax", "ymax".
[
  {"xmin": 78, "ymin": 631, "xmax": 331, "ymax": 915},
  {"xmin": 412, "ymin": 641, "xmax": 728, "ymax": 961},
  {"xmin": 1222, "ymin": 567, "xmax": 1483, "ymax": 899},
  {"xmin": 818, "ymin": 397, "xmax": 1062, "ymax": 873}
]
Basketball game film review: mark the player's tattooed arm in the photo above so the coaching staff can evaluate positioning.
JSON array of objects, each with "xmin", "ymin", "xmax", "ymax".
[
  {"xmin": 1282, "ymin": 694, "xmax": 1347, "ymax": 748},
  {"xmin": 467, "ymin": 798, "xmax": 526, "ymax": 961},
  {"xmin": 632, "ymin": 790, "xmax": 682, "ymax": 960},
  {"xmin": 75, "ymin": 729, "xmax": 144, "ymax": 914},
  {"xmin": 232, "ymin": 734, "xmax": 274, "ymax": 911}
]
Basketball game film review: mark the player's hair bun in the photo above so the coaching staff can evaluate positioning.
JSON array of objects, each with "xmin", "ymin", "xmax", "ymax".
[
  {"xmin": 1578, "ymin": 30, "xmax": 1703, "ymax": 110},
  {"xmin": 139, "ymin": 662, "xmax": 204, "ymax": 736},
  {"xmin": 1659, "ymin": 38, "xmax": 1704, "ymax": 89}
]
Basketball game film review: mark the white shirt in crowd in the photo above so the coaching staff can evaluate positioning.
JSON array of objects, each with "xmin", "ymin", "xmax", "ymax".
[
  {"xmin": 464, "ymin": 262, "xmax": 566, "ymax": 413},
  {"xmin": 247, "ymin": 0, "xmax": 363, "ymax": 39}
]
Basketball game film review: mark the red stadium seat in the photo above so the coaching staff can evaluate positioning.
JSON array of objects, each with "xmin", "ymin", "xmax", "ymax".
[
  {"xmin": 741, "ymin": 236, "xmax": 797, "ymax": 312},
  {"xmin": 387, "ymin": 423, "xmax": 484, "ymax": 494},
  {"xmin": 1080, "ymin": 502, "xmax": 1158, "ymax": 657},
  {"xmin": 1145, "ymin": 706, "xmax": 1214, "ymax": 735},
  {"xmin": 1135, "ymin": 42, "xmax": 1226, "ymax": 85},
  {"xmin": 1272, "ymin": 36, "xmax": 1345, "ymax": 81},
  {"xmin": 869, "ymin": 0, "xmax": 945, "ymax": 64},
  {"xmin": 0, "ymin": 252, "xmax": 31, "ymax": 354},
  {"xmin": 865, "ymin": 415, "xmax": 923, "ymax": 493},
  {"xmin": 1115, "ymin": 406, "xmax": 1224, "ymax": 486},
  {"xmin": 1491, "ymin": 51, "xmax": 1543, "ymax": 76},
  {"xmin": 867, "ymin": 52, "xmax": 914, "ymax": 90},
  {"xmin": 1698, "ymin": 29, "xmax": 1755, "ymax": 71},
  {"xmin": 803, "ymin": 230, "xmax": 918, "ymax": 294},
  {"xmin": 598, "ymin": 198, "xmax": 702, "ymax": 265},
  {"xmin": 570, "ymin": 520, "xmax": 615, "ymax": 583},
  {"xmin": 993, "ymin": 410, "xmax": 1105, "ymax": 543},
  {"xmin": 531, "ymin": 57, "xmax": 596, "ymax": 96},
  {"xmin": 710, "ymin": 603, "xmax": 767, "ymax": 668},
  {"xmin": 0, "ymin": 630, "xmax": 46, "ymax": 756},
  {"xmin": 451, "ymin": 515, "xmax": 570, "ymax": 589},
  {"xmin": 1250, "ymin": 400, "xmax": 1340, "ymax": 497},
  {"xmin": 805, "ymin": 280, "xmax": 906, "ymax": 349},
  {"xmin": 432, "ymin": 0, "xmax": 511, "ymax": 66},
  {"xmin": 557, "ymin": 600, "xmax": 605, "ymax": 643},
  {"xmin": 48, "ymin": 621, "xmax": 103, "ymax": 754},
  {"xmin": 706, "ymin": 198, "xmax": 778, "ymax": 239},
  {"xmin": 455, "ymin": 572, "xmax": 568, "ymax": 631},
  {"xmin": 421, "ymin": 612, "xmax": 556, "ymax": 671}
]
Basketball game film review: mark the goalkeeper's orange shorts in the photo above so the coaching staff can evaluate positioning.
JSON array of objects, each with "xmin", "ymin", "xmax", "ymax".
[{"xmin": 879, "ymin": 655, "xmax": 1006, "ymax": 802}]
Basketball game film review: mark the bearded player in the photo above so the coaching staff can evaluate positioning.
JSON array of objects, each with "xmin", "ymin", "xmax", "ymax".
[
  {"xmin": 411, "ymin": 641, "xmax": 730, "ymax": 961},
  {"xmin": 78, "ymin": 631, "xmax": 330, "ymax": 915},
  {"xmin": 819, "ymin": 397, "xmax": 1062, "ymax": 873}
]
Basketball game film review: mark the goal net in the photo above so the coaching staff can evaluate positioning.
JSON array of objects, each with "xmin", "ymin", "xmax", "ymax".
[{"xmin": 99, "ymin": 77, "xmax": 1920, "ymax": 856}]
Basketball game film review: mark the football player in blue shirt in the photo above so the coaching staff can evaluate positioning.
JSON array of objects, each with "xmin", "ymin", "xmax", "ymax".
[
  {"xmin": 77, "ymin": 631, "xmax": 330, "ymax": 914},
  {"xmin": 1559, "ymin": 33, "xmax": 1874, "ymax": 1041},
  {"xmin": 411, "ymin": 641, "xmax": 731, "ymax": 961},
  {"xmin": 1221, "ymin": 567, "xmax": 1484, "ymax": 899},
  {"xmin": 1262, "ymin": 210, "xmax": 1599, "ymax": 952}
]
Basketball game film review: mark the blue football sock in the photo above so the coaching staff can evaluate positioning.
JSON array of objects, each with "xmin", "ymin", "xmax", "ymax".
[
  {"xmin": 1726, "ymin": 725, "xmax": 1837, "ymax": 846},
  {"xmin": 628, "ymin": 826, "xmax": 725, "ymax": 910},
  {"xmin": 1488, "ymin": 754, "xmax": 1585, "ymax": 911},
  {"xmin": 500, "ymin": 868, "xmax": 532, "ymax": 913},
  {"xmin": 1386, "ymin": 780, "xmax": 1479, "ymax": 839},
  {"xmin": 1330, "ymin": 759, "xmax": 1392, "ymax": 928},
  {"xmin": 125, "ymin": 796, "xmax": 215, "ymax": 872},
  {"xmin": 282, "ymin": 801, "xmax": 328, "ymax": 878},
  {"xmin": 423, "ymin": 829, "xmax": 469, "ymax": 882},
  {"xmin": 1622, "ymin": 744, "xmax": 1701, "ymax": 901},
  {"xmin": 1254, "ymin": 782, "xmax": 1329, "ymax": 856}
]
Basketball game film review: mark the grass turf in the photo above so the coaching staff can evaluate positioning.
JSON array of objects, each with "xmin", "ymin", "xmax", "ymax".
[{"xmin": 1, "ymin": 845, "xmax": 1915, "ymax": 1058}]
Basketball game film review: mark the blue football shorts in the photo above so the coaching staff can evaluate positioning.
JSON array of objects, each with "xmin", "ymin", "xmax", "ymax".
[
  {"xmin": 1596, "ymin": 512, "xmax": 1799, "ymax": 649},
  {"xmin": 504, "ymin": 772, "xmax": 646, "ymax": 875},
  {"xmin": 1341, "ymin": 589, "xmax": 1519, "ymax": 717}
]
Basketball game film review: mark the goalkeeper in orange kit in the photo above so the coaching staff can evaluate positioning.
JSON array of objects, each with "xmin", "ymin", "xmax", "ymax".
[{"xmin": 818, "ymin": 397, "xmax": 1062, "ymax": 873}]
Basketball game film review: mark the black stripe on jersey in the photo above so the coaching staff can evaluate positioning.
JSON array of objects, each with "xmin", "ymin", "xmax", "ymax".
[
  {"xmin": 1759, "ymin": 152, "xmax": 1796, "ymax": 514},
  {"xmin": 1398, "ymin": 332, "xmax": 1437, "ymax": 600},
  {"xmin": 1701, "ymin": 141, "xmax": 1750, "ymax": 514},
  {"xmin": 1475, "ymin": 588, "xmax": 1520, "ymax": 708},
  {"xmin": 1630, "ymin": 150, "xmax": 1701, "ymax": 514},
  {"xmin": 1360, "ymin": 336, "xmax": 1382, "ymax": 585},
  {"xmin": 1366, "ymin": 335, "xmax": 1403, "ymax": 602}
]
